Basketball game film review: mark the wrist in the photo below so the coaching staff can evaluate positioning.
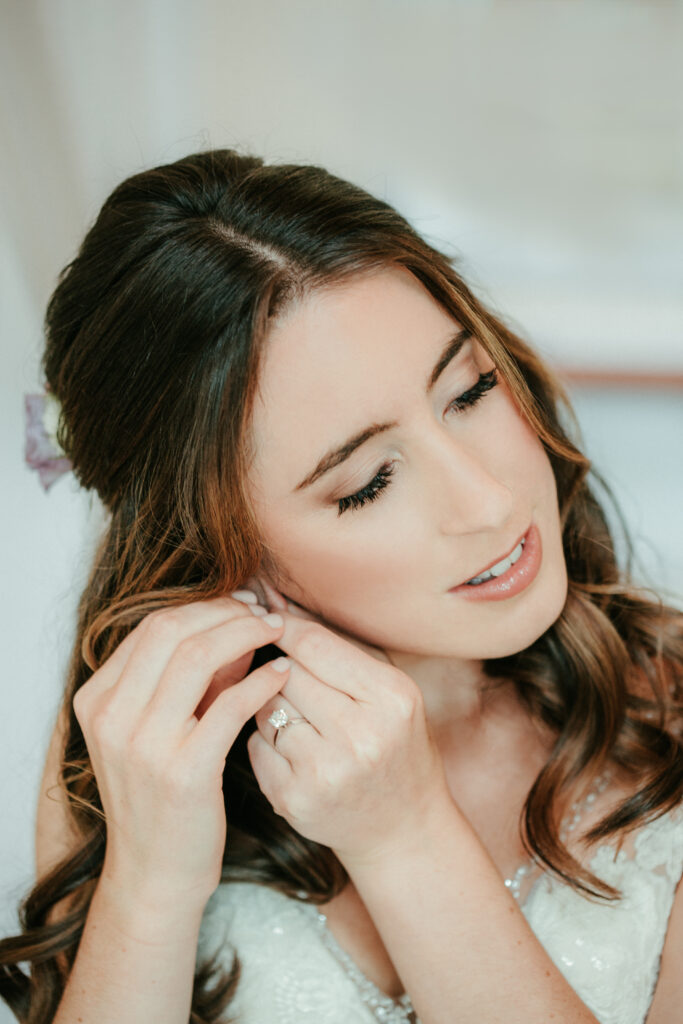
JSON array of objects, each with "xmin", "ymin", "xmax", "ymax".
[
  {"xmin": 97, "ymin": 865, "xmax": 210, "ymax": 940},
  {"xmin": 337, "ymin": 779, "xmax": 463, "ymax": 878}
]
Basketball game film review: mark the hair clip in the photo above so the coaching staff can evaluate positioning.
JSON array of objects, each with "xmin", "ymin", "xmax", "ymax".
[{"xmin": 24, "ymin": 391, "xmax": 74, "ymax": 492}]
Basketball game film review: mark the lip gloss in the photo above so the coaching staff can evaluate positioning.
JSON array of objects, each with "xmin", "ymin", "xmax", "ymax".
[{"xmin": 449, "ymin": 522, "xmax": 542, "ymax": 602}]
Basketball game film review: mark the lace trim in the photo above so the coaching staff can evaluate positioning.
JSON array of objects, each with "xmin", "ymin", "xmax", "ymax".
[
  {"xmin": 503, "ymin": 767, "xmax": 614, "ymax": 900},
  {"xmin": 293, "ymin": 766, "xmax": 616, "ymax": 1020},
  {"xmin": 295, "ymin": 898, "xmax": 420, "ymax": 1024}
]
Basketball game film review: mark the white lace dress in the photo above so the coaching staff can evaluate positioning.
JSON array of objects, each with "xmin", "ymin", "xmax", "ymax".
[{"xmin": 196, "ymin": 782, "xmax": 683, "ymax": 1024}]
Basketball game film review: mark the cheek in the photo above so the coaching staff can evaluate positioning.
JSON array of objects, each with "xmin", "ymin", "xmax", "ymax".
[
  {"xmin": 258, "ymin": 511, "xmax": 381, "ymax": 610},
  {"xmin": 295, "ymin": 533, "xmax": 399, "ymax": 606},
  {"xmin": 259, "ymin": 388, "xmax": 557, "ymax": 619},
  {"xmin": 493, "ymin": 386, "xmax": 553, "ymax": 490}
]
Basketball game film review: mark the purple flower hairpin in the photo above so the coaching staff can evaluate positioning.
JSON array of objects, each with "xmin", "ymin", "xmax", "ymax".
[{"xmin": 24, "ymin": 391, "xmax": 74, "ymax": 492}]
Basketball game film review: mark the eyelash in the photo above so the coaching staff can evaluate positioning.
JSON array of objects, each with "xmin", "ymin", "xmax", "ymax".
[{"xmin": 336, "ymin": 368, "xmax": 499, "ymax": 517}]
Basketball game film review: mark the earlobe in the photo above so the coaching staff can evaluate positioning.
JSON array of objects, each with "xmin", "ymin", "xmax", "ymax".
[{"xmin": 247, "ymin": 575, "xmax": 289, "ymax": 612}]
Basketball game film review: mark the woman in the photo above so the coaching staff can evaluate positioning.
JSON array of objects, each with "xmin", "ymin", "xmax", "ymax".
[{"xmin": 1, "ymin": 148, "xmax": 681, "ymax": 1024}]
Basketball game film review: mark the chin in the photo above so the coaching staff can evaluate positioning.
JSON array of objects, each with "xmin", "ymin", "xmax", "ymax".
[
  {"xmin": 498, "ymin": 579, "xmax": 567, "ymax": 657},
  {"xmin": 473, "ymin": 567, "xmax": 569, "ymax": 660}
]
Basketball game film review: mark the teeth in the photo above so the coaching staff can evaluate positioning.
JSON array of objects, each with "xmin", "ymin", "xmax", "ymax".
[{"xmin": 465, "ymin": 538, "xmax": 525, "ymax": 585}]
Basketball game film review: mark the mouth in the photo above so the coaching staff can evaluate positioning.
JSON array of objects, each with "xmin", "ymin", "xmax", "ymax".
[
  {"xmin": 448, "ymin": 522, "xmax": 542, "ymax": 602},
  {"xmin": 456, "ymin": 525, "xmax": 531, "ymax": 588}
]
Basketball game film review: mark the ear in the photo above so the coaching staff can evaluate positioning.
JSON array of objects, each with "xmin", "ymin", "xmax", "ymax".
[
  {"xmin": 243, "ymin": 574, "xmax": 288, "ymax": 612},
  {"xmin": 247, "ymin": 576, "xmax": 392, "ymax": 665},
  {"xmin": 244, "ymin": 574, "xmax": 335, "ymax": 628}
]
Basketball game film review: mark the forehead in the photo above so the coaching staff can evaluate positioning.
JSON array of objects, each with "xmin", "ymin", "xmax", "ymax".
[{"xmin": 248, "ymin": 266, "xmax": 463, "ymax": 492}]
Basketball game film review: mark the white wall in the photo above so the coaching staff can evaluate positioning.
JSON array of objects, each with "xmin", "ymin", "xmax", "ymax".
[{"xmin": 1, "ymin": 3, "xmax": 682, "ymax": 1018}]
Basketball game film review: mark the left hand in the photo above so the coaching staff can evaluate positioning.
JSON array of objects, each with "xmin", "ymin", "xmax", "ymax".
[{"xmin": 237, "ymin": 577, "xmax": 453, "ymax": 868}]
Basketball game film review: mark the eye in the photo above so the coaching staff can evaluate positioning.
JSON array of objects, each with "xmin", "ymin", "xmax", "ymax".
[
  {"xmin": 336, "ymin": 368, "xmax": 499, "ymax": 517},
  {"xmin": 336, "ymin": 462, "xmax": 396, "ymax": 517},
  {"xmin": 445, "ymin": 368, "xmax": 498, "ymax": 414}
]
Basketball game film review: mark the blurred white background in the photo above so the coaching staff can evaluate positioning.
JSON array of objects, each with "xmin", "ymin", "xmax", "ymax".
[{"xmin": 1, "ymin": 1, "xmax": 682, "ymax": 1013}]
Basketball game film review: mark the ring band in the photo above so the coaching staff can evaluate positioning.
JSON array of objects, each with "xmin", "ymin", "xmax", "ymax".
[{"xmin": 268, "ymin": 707, "xmax": 308, "ymax": 747}]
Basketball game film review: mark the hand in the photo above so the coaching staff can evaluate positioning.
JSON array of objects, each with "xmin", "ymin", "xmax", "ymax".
[
  {"xmin": 242, "ymin": 574, "xmax": 394, "ymax": 667},
  {"xmin": 238, "ymin": 580, "xmax": 452, "ymax": 869},
  {"xmin": 72, "ymin": 596, "xmax": 290, "ymax": 911}
]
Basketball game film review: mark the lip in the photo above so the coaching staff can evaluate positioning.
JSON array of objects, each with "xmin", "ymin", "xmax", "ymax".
[
  {"xmin": 448, "ymin": 522, "xmax": 542, "ymax": 602},
  {"xmin": 460, "ymin": 527, "xmax": 530, "ymax": 582}
]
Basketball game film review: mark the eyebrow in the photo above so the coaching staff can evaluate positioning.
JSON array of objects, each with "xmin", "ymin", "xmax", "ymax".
[{"xmin": 293, "ymin": 326, "xmax": 472, "ymax": 492}]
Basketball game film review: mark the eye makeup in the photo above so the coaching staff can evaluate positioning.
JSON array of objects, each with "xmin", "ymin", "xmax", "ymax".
[{"xmin": 335, "ymin": 367, "xmax": 499, "ymax": 516}]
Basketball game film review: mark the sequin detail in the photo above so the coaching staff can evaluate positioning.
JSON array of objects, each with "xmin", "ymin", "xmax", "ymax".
[
  {"xmin": 295, "ymin": 896, "xmax": 420, "ymax": 1023},
  {"xmin": 197, "ymin": 777, "xmax": 683, "ymax": 1024},
  {"xmin": 503, "ymin": 767, "xmax": 613, "ymax": 900}
]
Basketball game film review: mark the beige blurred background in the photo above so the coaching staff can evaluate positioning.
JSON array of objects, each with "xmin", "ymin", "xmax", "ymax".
[{"xmin": 1, "ymin": 1, "xmax": 682, "ymax": 999}]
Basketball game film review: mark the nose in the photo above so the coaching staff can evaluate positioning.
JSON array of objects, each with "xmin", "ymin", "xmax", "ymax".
[{"xmin": 427, "ymin": 433, "xmax": 514, "ymax": 536}]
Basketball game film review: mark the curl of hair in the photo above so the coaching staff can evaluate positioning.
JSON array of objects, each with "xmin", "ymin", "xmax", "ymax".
[{"xmin": 1, "ymin": 148, "xmax": 681, "ymax": 1023}]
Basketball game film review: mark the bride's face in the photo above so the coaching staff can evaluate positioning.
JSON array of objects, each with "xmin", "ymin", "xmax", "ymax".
[{"xmin": 246, "ymin": 266, "xmax": 567, "ymax": 662}]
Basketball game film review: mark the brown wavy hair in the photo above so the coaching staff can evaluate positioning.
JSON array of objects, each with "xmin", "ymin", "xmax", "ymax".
[{"xmin": 1, "ymin": 147, "xmax": 681, "ymax": 1024}]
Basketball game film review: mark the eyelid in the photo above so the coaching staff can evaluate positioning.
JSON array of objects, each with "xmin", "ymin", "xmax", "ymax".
[
  {"xmin": 331, "ymin": 453, "xmax": 398, "ymax": 502},
  {"xmin": 334, "ymin": 366, "xmax": 499, "ymax": 514},
  {"xmin": 332, "ymin": 368, "xmax": 477, "ymax": 493}
]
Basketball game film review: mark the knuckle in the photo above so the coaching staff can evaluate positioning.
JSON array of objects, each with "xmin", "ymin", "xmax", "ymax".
[
  {"xmin": 296, "ymin": 624, "xmax": 328, "ymax": 660},
  {"xmin": 142, "ymin": 608, "xmax": 183, "ymax": 642},
  {"xmin": 127, "ymin": 725, "xmax": 165, "ymax": 773},
  {"xmin": 173, "ymin": 634, "xmax": 213, "ymax": 670},
  {"xmin": 264, "ymin": 783, "xmax": 287, "ymax": 819},
  {"xmin": 72, "ymin": 685, "xmax": 90, "ymax": 722},
  {"xmin": 395, "ymin": 689, "xmax": 421, "ymax": 721},
  {"xmin": 351, "ymin": 731, "xmax": 383, "ymax": 766},
  {"xmin": 319, "ymin": 759, "xmax": 345, "ymax": 790},
  {"xmin": 387, "ymin": 673, "xmax": 421, "ymax": 719},
  {"xmin": 164, "ymin": 761, "xmax": 197, "ymax": 800},
  {"xmin": 90, "ymin": 704, "xmax": 123, "ymax": 753},
  {"xmin": 280, "ymin": 786, "xmax": 307, "ymax": 822},
  {"xmin": 220, "ymin": 688, "xmax": 251, "ymax": 723}
]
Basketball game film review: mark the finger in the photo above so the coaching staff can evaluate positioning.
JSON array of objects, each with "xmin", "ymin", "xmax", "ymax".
[
  {"xmin": 282, "ymin": 602, "xmax": 393, "ymax": 663},
  {"xmin": 282, "ymin": 599, "xmax": 329, "ymax": 625},
  {"xmin": 182, "ymin": 658, "xmax": 293, "ymax": 766},
  {"xmin": 82, "ymin": 623, "xmax": 144, "ymax": 689},
  {"xmin": 244, "ymin": 576, "xmax": 328, "ymax": 627},
  {"xmin": 88, "ymin": 597, "xmax": 254, "ymax": 701},
  {"xmin": 277, "ymin": 662, "xmax": 360, "ymax": 734},
  {"xmin": 246, "ymin": 729, "xmax": 294, "ymax": 808},
  {"xmin": 254, "ymin": 692, "xmax": 323, "ymax": 765},
  {"xmin": 250, "ymin": 577, "xmax": 289, "ymax": 613},
  {"xmin": 273, "ymin": 613, "xmax": 396, "ymax": 701},
  {"xmin": 98, "ymin": 600, "xmax": 259, "ymax": 727},
  {"xmin": 138, "ymin": 614, "xmax": 286, "ymax": 736}
]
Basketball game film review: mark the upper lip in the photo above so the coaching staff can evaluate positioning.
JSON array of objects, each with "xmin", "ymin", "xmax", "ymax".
[{"xmin": 454, "ymin": 525, "xmax": 530, "ymax": 587}]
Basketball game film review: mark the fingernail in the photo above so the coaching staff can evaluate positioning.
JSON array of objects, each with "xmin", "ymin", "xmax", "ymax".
[
  {"xmin": 231, "ymin": 589, "xmax": 258, "ymax": 604},
  {"xmin": 249, "ymin": 604, "xmax": 268, "ymax": 617},
  {"xmin": 264, "ymin": 613, "xmax": 284, "ymax": 628},
  {"xmin": 262, "ymin": 580, "xmax": 288, "ymax": 610},
  {"xmin": 271, "ymin": 656, "xmax": 291, "ymax": 672}
]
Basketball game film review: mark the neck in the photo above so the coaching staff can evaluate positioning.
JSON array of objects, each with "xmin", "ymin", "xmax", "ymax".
[{"xmin": 384, "ymin": 651, "xmax": 512, "ymax": 745}]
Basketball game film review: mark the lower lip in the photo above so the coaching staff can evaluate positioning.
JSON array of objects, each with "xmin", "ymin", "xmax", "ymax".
[{"xmin": 449, "ymin": 523, "xmax": 542, "ymax": 602}]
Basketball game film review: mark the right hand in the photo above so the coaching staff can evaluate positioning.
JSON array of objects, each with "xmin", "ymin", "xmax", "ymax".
[{"xmin": 72, "ymin": 595, "xmax": 288, "ymax": 913}]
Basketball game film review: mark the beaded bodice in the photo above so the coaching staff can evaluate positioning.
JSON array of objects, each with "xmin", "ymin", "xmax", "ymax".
[{"xmin": 197, "ymin": 775, "xmax": 683, "ymax": 1024}]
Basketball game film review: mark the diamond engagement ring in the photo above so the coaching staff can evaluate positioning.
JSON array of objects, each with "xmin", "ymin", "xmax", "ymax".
[{"xmin": 267, "ymin": 707, "xmax": 308, "ymax": 747}]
